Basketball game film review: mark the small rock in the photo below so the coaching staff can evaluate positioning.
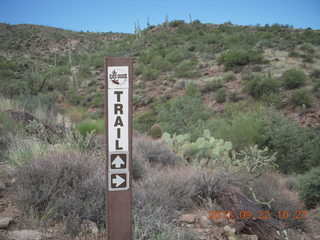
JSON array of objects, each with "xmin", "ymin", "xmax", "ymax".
[
  {"xmin": 230, "ymin": 221, "xmax": 245, "ymax": 234},
  {"xmin": 8, "ymin": 230, "xmax": 42, "ymax": 240},
  {"xmin": 80, "ymin": 219, "xmax": 99, "ymax": 235},
  {"xmin": 210, "ymin": 227, "xmax": 224, "ymax": 236},
  {"xmin": 224, "ymin": 225, "xmax": 237, "ymax": 239},
  {"xmin": 0, "ymin": 217, "xmax": 13, "ymax": 229},
  {"xmin": 238, "ymin": 234, "xmax": 259, "ymax": 240},
  {"xmin": 198, "ymin": 215, "xmax": 211, "ymax": 228},
  {"xmin": 0, "ymin": 181, "xmax": 5, "ymax": 191},
  {"xmin": 179, "ymin": 214, "xmax": 197, "ymax": 224},
  {"xmin": 11, "ymin": 178, "xmax": 16, "ymax": 184}
]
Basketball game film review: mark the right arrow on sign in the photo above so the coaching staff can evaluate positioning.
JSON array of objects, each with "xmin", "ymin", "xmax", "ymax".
[
  {"xmin": 112, "ymin": 174, "xmax": 125, "ymax": 187},
  {"xmin": 112, "ymin": 156, "xmax": 125, "ymax": 168}
]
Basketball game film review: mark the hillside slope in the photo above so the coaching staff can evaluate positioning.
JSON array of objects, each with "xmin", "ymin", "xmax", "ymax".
[{"xmin": 0, "ymin": 21, "xmax": 320, "ymax": 126}]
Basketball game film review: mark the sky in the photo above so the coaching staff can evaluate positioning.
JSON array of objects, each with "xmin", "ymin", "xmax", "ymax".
[{"xmin": 1, "ymin": 0, "xmax": 319, "ymax": 33}]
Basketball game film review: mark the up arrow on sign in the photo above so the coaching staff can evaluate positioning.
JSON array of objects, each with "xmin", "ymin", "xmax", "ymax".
[
  {"xmin": 112, "ymin": 175, "xmax": 126, "ymax": 187},
  {"xmin": 112, "ymin": 156, "xmax": 125, "ymax": 168}
]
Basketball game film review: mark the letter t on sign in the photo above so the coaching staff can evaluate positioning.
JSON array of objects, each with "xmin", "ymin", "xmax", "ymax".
[{"xmin": 104, "ymin": 57, "xmax": 133, "ymax": 240}]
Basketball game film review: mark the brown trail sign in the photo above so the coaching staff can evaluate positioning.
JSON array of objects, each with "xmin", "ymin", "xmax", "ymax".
[{"xmin": 104, "ymin": 57, "xmax": 133, "ymax": 240}]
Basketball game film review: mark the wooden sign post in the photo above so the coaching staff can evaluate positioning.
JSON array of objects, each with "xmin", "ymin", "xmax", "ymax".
[{"xmin": 104, "ymin": 57, "xmax": 133, "ymax": 240}]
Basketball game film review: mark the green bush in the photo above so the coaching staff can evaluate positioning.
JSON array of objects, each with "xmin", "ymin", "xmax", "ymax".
[
  {"xmin": 142, "ymin": 68, "xmax": 160, "ymax": 81},
  {"xmin": 77, "ymin": 64, "xmax": 91, "ymax": 78},
  {"xmin": 282, "ymin": 68, "xmax": 306, "ymax": 89},
  {"xmin": 169, "ymin": 20, "xmax": 185, "ymax": 28},
  {"xmin": 75, "ymin": 119, "xmax": 104, "ymax": 136},
  {"xmin": 244, "ymin": 75, "xmax": 280, "ymax": 99},
  {"xmin": 297, "ymin": 167, "xmax": 320, "ymax": 208},
  {"xmin": 88, "ymin": 91, "xmax": 104, "ymax": 108},
  {"xmin": 134, "ymin": 64, "xmax": 144, "ymax": 76},
  {"xmin": 207, "ymin": 105, "xmax": 267, "ymax": 150},
  {"xmin": 0, "ymin": 112, "xmax": 27, "ymax": 160},
  {"xmin": 157, "ymin": 96, "xmax": 209, "ymax": 135},
  {"xmin": 201, "ymin": 79, "xmax": 223, "ymax": 92},
  {"xmin": 150, "ymin": 56, "xmax": 171, "ymax": 72},
  {"xmin": 215, "ymin": 88, "xmax": 226, "ymax": 103},
  {"xmin": 185, "ymin": 81, "xmax": 199, "ymax": 96},
  {"xmin": 166, "ymin": 48, "xmax": 191, "ymax": 63},
  {"xmin": 6, "ymin": 137, "xmax": 49, "ymax": 167},
  {"xmin": 291, "ymin": 89, "xmax": 311, "ymax": 107},
  {"xmin": 49, "ymin": 65, "xmax": 71, "ymax": 77},
  {"xmin": 218, "ymin": 49, "xmax": 264, "ymax": 71},
  {"xmin": 313, "ymin": 79, "xmax": 320, "ymax": 92},
  {"xmin": 174, "ymin": 61, "xmax": 197, "ymax": 78},
  {"xmin": 263, "ymin": 113, "xmax": 320, "ymax": 174},
  {"xmin": 222, "ymin": 72, "xmax": 235, "ymax": 82},
  {"xmin": 133, "ymin": 109, "xmax": 157, "ymax": 133}
]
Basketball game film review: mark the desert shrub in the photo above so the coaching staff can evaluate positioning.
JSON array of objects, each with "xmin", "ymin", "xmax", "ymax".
[
  {"xmin": 169, "ymin": 20, "xmax": 185, "ymax": 28},
  {"xmin": 263, "ymin": 113, "xmax": 320, "ymax": 174},
  {"xmin": 310, "ymin": 69, "xmax": 320, "ymax": 79},
  {"xmin": 215, "ymin": 88, "xmax": 226, "ymax": 103},
  {"xmin": 6, "ymin": 136, "xmax": 50, "ymax": 167},
  {"xmin": 244, "ymin": 75, "xmax": 280, "ymax": 99},
  {"xmin": 207, "ymin": 105, "xmax": 267, "ymax": 150},
  {"xmin": 133, "ymin": 167, "xmax": 230, "ymax": 239},
  {"xmin": 249, "ymin": 172, "xmax": 305, "ymax": 228},
  {"xmin": 133, "ymin": 109, "xmax": 157, "ymax": 133},
  {"xmin": 49, "ymin": 65, "xmax": 70, "ymax": 77},
  {"xmin": 299, "ymin": 43, "xmax": 315, "ymax": 54},
  {"xmin": 260, "ymin": 92, "xmax": 282, "ymax": 108},
  {"xmin": 77, "ymin": 64, "xmax": 91, "ymax": 78},
  {"xmin": 88, "ymin": 91, "xmax": 104, "ymax": 108},
  {"xmin": 281, "ymin": 68, "xmax": 306, "ymax": 89},
  {"xmin": 0, "ymin": 112, "xmax": 27, "ymax": 161},
  {"xmin": 202, "ymin": 78, "xmax": 224, "ymax": 93},
  {"xmin": 291, "ymin": 89, "xmax": 311, "ymax": 107},
  {"xmin": 297, "ymin": 167, "xmax": 320, "ymax": 208},
  {"xmin": 222, "ymin": 72, "xmax": 235, "ymax": 81},
  {"xmin": 13, "ymin": 152, "xmax": 105, "ymax": 233},
  {"xmin": 133, "ymin": 94, "xmax": 154, "ymax": 107},
  {"xmin": 218, "ymin": 49, "xmax": 264, "ymax": 71},
  {"xmin": 313, "ymin": 79, "xmax": 320, "ymax": 92},
  {"xmin": 142, "ymin": 68, "xmax": 160, "ymax": 81},
  {"xmin": 174, "ymin": 60, "xmax": 197, "ymax": 78},
  {"xmin": 185, "ymin": 81, "xmax": 199, "ymax": 96},
  {"xmin": 157, "ymin": 96, "xmax": 209, "ymax": 135},
  {"xmin": 133, "ymin": 136, "xmax": 180, "ymax": 166},
  {"xmin": 132, "ymin": 149, "xmax": 150, "ymax": 181},
  {"xmin": 150, "ymin": 56, "xmax": 172, "ymax": 72},
  {"xmin": 166, "ymin": 48, "xmax": 191, "ymax": 63},
  {"xmin": 75, "ymin": 119, "xmax": 104, "ymax": 136},
  {"xmin": 133, "ymin": 64, "xmax": 144, "ymax": 76},
  {"xmin": 227, "ymin": 91, "xmax": 237, "ymax": 102}
]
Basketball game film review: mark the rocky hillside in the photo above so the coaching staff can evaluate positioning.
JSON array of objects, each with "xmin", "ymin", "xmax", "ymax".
[{"xmin": 1, "ymin": 21, "xmax": 320, "ymax": 128}]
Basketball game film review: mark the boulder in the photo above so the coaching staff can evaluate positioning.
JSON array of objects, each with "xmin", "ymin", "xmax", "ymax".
[
  {"xmin": 0, "ymin": 181, "xmax": 5, "ymax": 191},
  {"xmin": 179, "ymin": 214, "xmax": 197, "ymax": 224},
  {"xmin": 198, "ymin": 215, "xmax": 211, "ymax": 228},
  {"xmin": 8, "ymin": 230, "xmax": 42, "ymax": 240},
  {"xmin": 0, "ymin": 217, "xmax": 13, "ymax": 229}
]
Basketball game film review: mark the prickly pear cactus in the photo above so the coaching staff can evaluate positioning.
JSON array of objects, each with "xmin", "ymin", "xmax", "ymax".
[{"xmin": 161, "ymin": 129, "xmax": 234, "ymax": 168}]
